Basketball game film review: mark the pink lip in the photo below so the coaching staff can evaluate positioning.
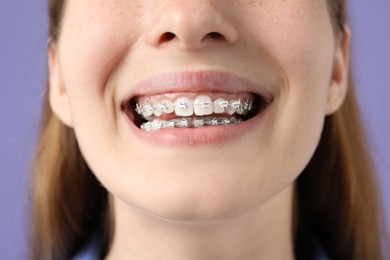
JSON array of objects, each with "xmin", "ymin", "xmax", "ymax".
[
  {"xmin": 121, "ymin": 70, "xmax": 273, "ymax": 104},
  {"xmin": 121, "ymin": 71, "xmax": 273, "ymax": 146}
]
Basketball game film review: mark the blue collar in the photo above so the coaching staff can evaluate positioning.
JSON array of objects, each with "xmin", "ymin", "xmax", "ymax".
[{"xmin": 72, "ymin": 234, "xmax": 100, "ymax": 260}]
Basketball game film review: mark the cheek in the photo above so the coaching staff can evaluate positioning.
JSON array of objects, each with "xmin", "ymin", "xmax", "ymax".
[
  {"xmin": 245, "ymin": 2, "xmax": 335, "ymax": 178},
  {"xmin": 58, "ymin": 0, "xmax": 143, "ymax": 104},
  {"xmin": 259, "ymin": 2, "xmax": 335, "ymax": 84},
  {"xmin": 57, "ymin": 0, "xmax": 146, "ymax": 142}
]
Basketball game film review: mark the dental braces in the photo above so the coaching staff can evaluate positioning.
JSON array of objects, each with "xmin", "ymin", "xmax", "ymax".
[
  {"xmin": 135, "ymin": 98, "xmax": 254, "ymax": 118},
  {"xmin": 140, "ymin": 116, "xmax": 243, "ymax": 131}
]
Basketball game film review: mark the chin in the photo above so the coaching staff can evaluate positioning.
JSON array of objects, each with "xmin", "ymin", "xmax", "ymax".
[
  {"xmin": 111, "ymin": 165, "xmax": 285, "ymax": 224},
  {"xmin": 130, "ymin": 195, "xmax": 254, "ymax": 224}
]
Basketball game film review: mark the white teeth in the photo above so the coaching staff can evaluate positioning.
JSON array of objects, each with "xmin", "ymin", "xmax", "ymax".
[
  {"xmin": 194, "ymin": 95, "xmax": 213, "ymax": 116},
  {"xmin": 175, "ymin": 97, "xmax": 194, "ymax": 117},
  {"xmin": 210, "ymin": 117, "xmax": 219, "ymax": 126},
  {"xmin": 152, "ymin": 103, "xmax": 162, "ymax": 116},
  {"xmin": 213, "ymin": 98, "xmax": 228, "ymax": 114},
  {"xmin": 236, "ymin": 105, "xmax": 244, "ymax": 115},
  {"xmin": 193, "ymin": 118, "xmax": 205, "ymax": 128},
  {"xmin": 140, "ymin": 116, "xmax": 242, "ymax": 131},
  {"xmin": 226, "ymin": 100, "xmax": 240, "ymax": 115},
  {"xmin": 135, "ymin": 95, "xmax": 254, "ymax": 119},
  {"xmin": 142, "ymin": 102, "xmax": 154, "ymax": 117},
  {"xmin": 162, "ymin": 120, "xmax": 175, "ymax": 129},
  {"xmin": 160, "ymin": 100, "xmax": 174, "ymax": 114},
  {"xmin": 177, "ymin": 118, "xmax": 190, "ymax": 128}
]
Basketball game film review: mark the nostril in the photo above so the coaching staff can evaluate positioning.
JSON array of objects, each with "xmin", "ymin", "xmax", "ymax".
[
  {"xmin": 159, "ymin": 32, "xmax": 176, "ymax": 44},
  {"xmin": 207, "ymin": 32, "xmax": 226, "ymax": 41}
]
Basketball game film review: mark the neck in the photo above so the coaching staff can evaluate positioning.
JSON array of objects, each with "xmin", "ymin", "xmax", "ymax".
[{"xmin": 106, "ymin": 184, "xmax": 295, "ymax": 260}]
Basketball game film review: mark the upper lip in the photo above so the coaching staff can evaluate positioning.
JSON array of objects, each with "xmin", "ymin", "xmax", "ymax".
[{"xmin": 121, "ymin": 70, "xmax": 274, "ymax": 106}]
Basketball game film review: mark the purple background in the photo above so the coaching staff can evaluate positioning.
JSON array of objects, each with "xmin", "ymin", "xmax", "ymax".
[{"xmin": 0, "ymin": 0, "xmax": 389, "ymax": 258}]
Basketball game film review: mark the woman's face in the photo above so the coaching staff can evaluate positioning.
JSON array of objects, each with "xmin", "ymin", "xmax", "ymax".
[{"xmin": 50, "ymin": 0, "xmax": 348, "ymax": 220}]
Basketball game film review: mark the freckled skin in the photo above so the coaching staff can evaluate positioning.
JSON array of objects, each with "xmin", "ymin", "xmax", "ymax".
[
  {"xmin": 55, "ymin": 0, "xmax": 337, "ymax": 220},
  {"xmin": 50, "ymin": 0, "xmax": 349, "ymax": 258}
]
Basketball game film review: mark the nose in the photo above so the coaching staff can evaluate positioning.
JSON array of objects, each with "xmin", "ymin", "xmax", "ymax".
[{"xmin": 146, "ymin": 1, "xmax": 238, "ymax": 50}]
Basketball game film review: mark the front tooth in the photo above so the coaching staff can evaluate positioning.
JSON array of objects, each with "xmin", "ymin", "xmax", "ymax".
[
  {"xmin": 175, "ymin": 97, "xmax": 194, "ymax": 117},
  {"xmin": 193, "ymin": 117, "xmax": 205, "ymax": 128},
  {"xmin": 194, "ymin": 95, "xmax": 213, "ymax": 116},
  {"xmin": 176, "ymin": 118, "xmax": 192, "ymax": 128}
]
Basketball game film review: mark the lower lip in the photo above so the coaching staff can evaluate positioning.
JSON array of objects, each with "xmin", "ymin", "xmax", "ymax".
[{"xmin": 123, "ymin": 108, "xmax": 269, "ymax": 146}]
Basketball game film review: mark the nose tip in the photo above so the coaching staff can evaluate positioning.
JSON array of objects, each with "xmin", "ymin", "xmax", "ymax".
[{"xmin": 146, "ymin": 2, "xmax": 238, "ymax": 50}]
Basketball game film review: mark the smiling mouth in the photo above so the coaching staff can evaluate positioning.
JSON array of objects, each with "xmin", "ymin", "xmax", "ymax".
[{"xmin": 123, "ymin": 92, "xmax": 268, "ymax": 131}]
